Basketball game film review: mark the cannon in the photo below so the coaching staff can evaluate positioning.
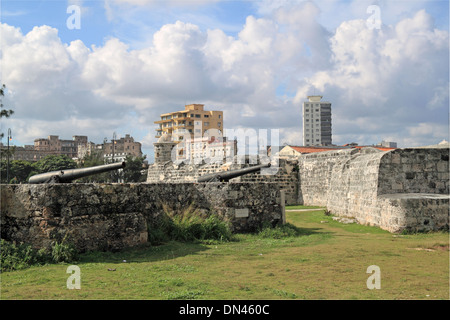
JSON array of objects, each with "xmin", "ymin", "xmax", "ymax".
[
  {"xmin": 197, "ymin": 163, "xmax": 271, "ymax": 182},
  {"xmin": 28, "ymin": 161, "xmax": 126, "ymax": 184}
]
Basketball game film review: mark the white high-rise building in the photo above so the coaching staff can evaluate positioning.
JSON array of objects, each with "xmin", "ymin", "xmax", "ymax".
[{"xmin": 302, "ymin": 95, "xmax": 332, "ymax": 146}]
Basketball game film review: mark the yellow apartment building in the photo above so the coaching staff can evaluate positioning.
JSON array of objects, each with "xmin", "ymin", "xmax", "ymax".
[
  {"xmin": 154, "ymin": 104, "xmax": 224, "ymax": 160},
  {"xmin": 155, "ymin": 104, "xmax": 223, "ymax": 141}
]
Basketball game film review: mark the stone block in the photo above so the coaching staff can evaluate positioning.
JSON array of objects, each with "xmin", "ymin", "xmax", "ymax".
[
  {"xmin": 235, "ymin": 208, "xmax": 249, "ymax": 218},
  {"xmin": 391, "ymin": 153, "xmax": 401, "ymax": 164},
  {"xmin": 437, "ymin": 161, "xmax": 449, "ymax": 172}
]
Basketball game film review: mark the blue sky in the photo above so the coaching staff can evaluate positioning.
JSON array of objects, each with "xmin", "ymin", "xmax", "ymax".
[
  {"xmin": 2, "ymin": 1, "xmax": 257, "ymax": 47},
  {"xmin": 1, "ymin": 0, "xmax": 449, "ymax": 160}
]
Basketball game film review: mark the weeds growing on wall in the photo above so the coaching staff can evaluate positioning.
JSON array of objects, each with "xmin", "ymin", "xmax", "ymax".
[{"xmin": 148, "ymin": 203, "xmax": 233, "ymax": 244}]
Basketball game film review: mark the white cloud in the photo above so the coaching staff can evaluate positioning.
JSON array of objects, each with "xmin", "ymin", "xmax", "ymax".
[
  {"xmin": 294, "ymin": 9, "xmax": 448, "ymax": 146},
  {"xmin": 404, "ymin": 122, "xmax": 449, "ymax": 147}
]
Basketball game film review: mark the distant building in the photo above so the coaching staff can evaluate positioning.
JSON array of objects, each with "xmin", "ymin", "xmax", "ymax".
[
  {"xmin": 77, "ymin": 141, "xmax": 98, "ymax": 160},
  {"xmin": 377, "ymin": 140, "xmax": 398, "ymax": 148},
  {"xmin": 34, "ymin": 135, "xmax": 88, "ymax": 159},
  {"xmin": 0, "ymin": 144, "xmax": 49, "ymax": 162},
  {"xmin": 155, "ymin": 104, "xmax": 224, "ymax": 162},
  {"xmin": 302, "ymin": 95, "xmax": 332, "ymax": 146},
  {"xmin": 103, "ymin": 134, "xmax": 143, "ymax": 163},
  {"xmin": 2, "ymin": 134, "xmax": 143, "ymax": 163},
  {"xmin": 189, "ymin": 136, "xmax": 237, "ymax": 163},
  {"xmin": 155, "ymin": 104, "xmax": 223, "ymax": 140}
]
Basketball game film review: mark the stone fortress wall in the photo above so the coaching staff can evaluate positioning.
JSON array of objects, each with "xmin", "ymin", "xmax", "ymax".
[
  {"xmin": 1, "ymin": 182, "xmax": 285, "ymax": 252},
  {"xmin": 298, "ymin": 147, "xmax": 449, "ymax": 232},
  {"xmin": 147, "ymin": 157, "xmax": 300, "ymax": 205},
  {"xmin": 148, "ymin": 145, "xmax": 449, "ymax": 233}
]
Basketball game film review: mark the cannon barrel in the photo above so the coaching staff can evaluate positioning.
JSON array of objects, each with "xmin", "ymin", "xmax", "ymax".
[
  {"xmin": 197, "ymin": 163, "xmax": 271, "ymax": 183},
  {"xmin": 28, "ymin": 161, "xmax": 126, "ymax": 184}
]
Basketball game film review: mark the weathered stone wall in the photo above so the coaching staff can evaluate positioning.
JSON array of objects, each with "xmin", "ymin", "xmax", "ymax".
[
  {"xmin": 326, "ymin": 148, "xmax": 384, "ymax": 217},
  {"xmin": 147, "ymin": 158, "xmax": 300, "ymax": 205},
  {"xmin": 239, "ymin": 159, "xmax": 300, "ymax": 205},
  {"xmin": 298, "ymin": 147, "xmax": 449, "ymax": 232},
  {"xmin": 378, "ymin": 148, "xmax": 449, "ymax": 195},
  {"xmin": 373, "ymin": 194, "xmax": 449, "ymax": 233},
  {"xmin": 1, "ymin": 182, "xmax": 285, "ymax": 252},
  {"xmin": 298, "ymin": 148, "xmax": 359, "ymax": 206}
]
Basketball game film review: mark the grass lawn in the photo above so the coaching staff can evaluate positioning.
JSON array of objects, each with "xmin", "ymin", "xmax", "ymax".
[{"xmin": 1, "ymin": 206, "xmax": 449, "ymax": 300}]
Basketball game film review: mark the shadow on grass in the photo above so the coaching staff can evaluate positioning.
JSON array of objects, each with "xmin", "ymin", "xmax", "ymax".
[
  {"xmin": 257, "ymin": 222, "xmax": 332, "ymax": 239},
  {"xmin": 78, "ymin": 223, "xmax": 334, "ymax": 265},
  {"xmin": 78, "ymin": 240, "xmax": 210, "ymax": 264}
]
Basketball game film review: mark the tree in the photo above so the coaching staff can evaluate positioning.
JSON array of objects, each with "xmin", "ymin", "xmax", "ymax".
[
  {"xmin": 77, "ymin": 152, "xmax": 112, "ymax": 183},
  {"xmin": 1, "ymin": 84, "xmax": 15, "ymax": 184},
  {"xmin": 79, "ymin": 151, "xmax": 104, "ymax": 168},
  {"xmin": 123, "ymin": 155, "xmax": 147, "ymax": 183},
  {"xmin": 32, "ymin": 155, "xmax": 77, "ymax": 174},
  {"xmin": 0, "ymin": 159, "xmax": 34, "ymax": 184},
  {"xmin": 11, "ymin": 160, "xmax": 34, "ymax": 183},
  {"xmin": 77, "ymin": 154, "xmax": 147, "ymax": 183},
  {"xmin": 0, "ymin": 84, "xmax": 14, "ymax": 139}
]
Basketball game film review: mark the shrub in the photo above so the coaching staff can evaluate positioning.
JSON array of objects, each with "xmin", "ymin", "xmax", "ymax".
[
  {"xmin": 148, "ymin": 204, "xmax": 233, "ymax": 244},
  {"xmin": 0, "ymin": 239, "xmax": 52, "ymax": 272},
  {"xmin": 1, "ymin": 239, "xmax": 36, "ymax": 272},
  {"xmin": 51, "ymin": 239, "xmax": 78, "ymax": 263},
  {"xmin": 1, "ymin": 236, "xmax": 78, "ymax": 272}
]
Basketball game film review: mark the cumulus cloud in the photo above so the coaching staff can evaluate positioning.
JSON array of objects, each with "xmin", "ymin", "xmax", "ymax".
[
  {"xmin": 0, "ymin": 1, "xmax": 448, "ymax": 158},
  {"xmin": 294, "ymin": 9, "xmax": 449, "ymax": 146},
  {"xmin": 0, "ymin": 23, "xmax": 132, "ymax": 146}
]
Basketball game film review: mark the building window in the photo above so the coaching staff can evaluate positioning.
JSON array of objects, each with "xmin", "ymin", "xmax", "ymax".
[
  {"xmin": 305, "ymin": 119, "xmax": 309, "ymax": 122},
  {"xmin": 195, "ymin": 114, "xmax": 201, "ymax": 118},
  {"xmin": 218, "ymin": 122, "xmax": 221, "ymax": 127},
  {"xmin": 204, "ymin": 115, "xmax": 209, "ymax": 118},
  {"xmin": 204, "ymin": 122, "xmax": 209, "ymax": 126}
]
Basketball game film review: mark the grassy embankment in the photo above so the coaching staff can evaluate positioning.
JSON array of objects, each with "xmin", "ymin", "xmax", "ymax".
[{"xmin": 1, "ymin": 206, "xmax": 448, "ymax": 300}]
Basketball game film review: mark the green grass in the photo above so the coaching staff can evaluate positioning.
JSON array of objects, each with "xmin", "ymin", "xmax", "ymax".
[{"xmin": 1, "ymin": 206, "xmax": 449, "ymax": 300}]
